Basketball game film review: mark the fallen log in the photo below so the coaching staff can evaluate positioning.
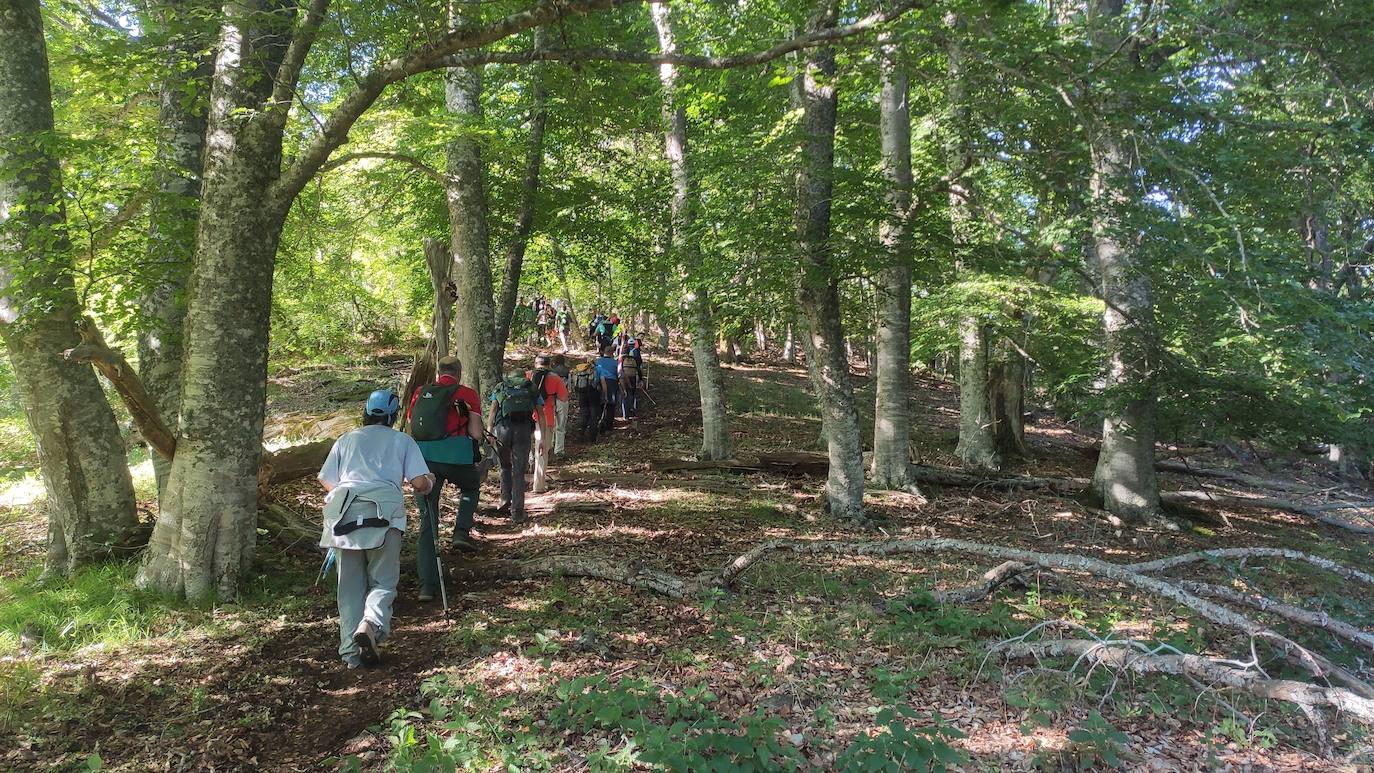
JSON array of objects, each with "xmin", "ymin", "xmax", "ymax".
[
  {"xmin": 909, "ymin": 465, "xmax": 1087, "ymax": 491},
  {"xmin": 258, "ymin": 440, "xmax": 334, "ymax": 494},
  {"xmin": 1160, "ymin": 490, "xmax": 1374, "ymax": 535},
  {"xmin": 994, "ymin": 637, "xmax": 1374, "ymax": 726},
  {"xmin": 1155, "ymin": 460, "xmax": 1330, "ymax": 494}
]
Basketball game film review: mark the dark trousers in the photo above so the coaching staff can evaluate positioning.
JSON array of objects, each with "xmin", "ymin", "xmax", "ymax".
[
  {"xmin": 415, "ymin": 460, "xmax": 479, "ymax": 593},
  {"xmin": 601, "ymin": 382, "xmax": 620, "ymax": 429},
  {"xmin": 494, "ymin": 418, "xmax": 533, "ymax": 518},
  {"xmin": 577, "ymin": 387, "xmax": 599, "ymax": 441},
  {"xmin": 621, "ymin": 376, "xmax": 639, "ymax": 418}
]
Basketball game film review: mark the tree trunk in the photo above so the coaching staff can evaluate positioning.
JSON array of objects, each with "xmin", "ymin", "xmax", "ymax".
[
  {"xmin": 138, "ymin": 0, "xmax": 213, "ymax": 496},
  {"xmin": 955, "ymin": 316, "xmax": 999, "ymax": 470},
  {"xmin": 794, "ymin": 0, "xmax": 865, "ymax": 522},
  {"xmin": 990, "ymin": 324, "xmax": 1030, "ymax": 459},
  {"xmin": 493, "ymin": 27, "xmax": 548, "ymax": 354},
  {"xmin": 651, "ymin": 3, "xmax": 732, "ymax": 460},
  {"xmin": 0, "ymin": 0, "xmax": 140, "ymax": 574},
  {"xmin": 137, "ymin": 0, "xmax": 292, "ymax": 599},
  {"xmin": 782, "ymin": 320, "xmax": 798, "ymax": 363},
  {"xmin": 871, "ymin": 29, "xmax": 917, "ymax": 492},
  {"xmin": 944, "ymin": 14, "xmax": 1000, "ymax": 472},
  {"xmin": 445, "ymin": 8, "xmax": 499, "ymax": 397},
  {"xmin": 424, "ymin": 236, "xmax": 453, "ymax": 360},
  {"xmin": 550, "ymin": 239, "xmax": 580, "ymax": 340},
  {"xmin": 1086, "ymin": 0, "xmax": 1159, "ymax": 523},
  {"xmin": 753, "ymin": 319, "xmax": 768, "ymax": 352}
]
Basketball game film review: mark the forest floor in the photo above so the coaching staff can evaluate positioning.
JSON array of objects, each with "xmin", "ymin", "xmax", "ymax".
[{"xmin": 1, "ymin": 344, "xmax": 1373, "ymax": 771}]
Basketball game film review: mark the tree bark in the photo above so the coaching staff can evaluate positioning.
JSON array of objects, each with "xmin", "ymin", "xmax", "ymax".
[
  {"xmin": 0, "ymin": 0, "xmax": 140, "ymax": 574},
  {"xmin": 794, "ymin": 0, "xmax": 865, "ymax": 522},
  {"xmin": 651, "ymin": 3, "xmax": 732, "ymax": 460},
  {"xmin": 138, "ymin": 0, "xmax": 213, "ymax": 496},
  {"xmin": 955, "ymin": 316, "xmax": 999, "ymax": 470},
  {"xmin": 445, "ymin": 4, "xmax": 499, "ymax": 397},
  {"xmin": 1086, "ymin": 0, "xmax": 1160, "ymax": 524},
  {"xmin": 990, "ymin": 327, "xmax": 1030, "ymax": 459},
  {"xmin": 782, "ymin": 320, "xmax": 798, "ymax": 363},
  {"xmin": 424, "ymin": 236, "xmax": 454, "ymax": 361},
  {"xmin": 870, "ymin": 28, "xmax": 917, "ymax": 492},
  {"xmin": 493, "ymin": 27, "xmax": 549, "ymax": 354},
  {"xmin": 137, "ymin": 0, "xmax": 293, "ymax": 600}
]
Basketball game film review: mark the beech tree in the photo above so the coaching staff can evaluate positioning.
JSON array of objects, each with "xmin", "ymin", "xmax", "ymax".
[{"xmin": 0, "ymin": 0, "xmax": 140, "ymax": 572}]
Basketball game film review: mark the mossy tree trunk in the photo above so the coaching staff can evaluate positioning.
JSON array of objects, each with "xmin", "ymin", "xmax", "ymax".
[{"xmin": 0, "ymin": 0, "xmax": 139, "ymax": 573}]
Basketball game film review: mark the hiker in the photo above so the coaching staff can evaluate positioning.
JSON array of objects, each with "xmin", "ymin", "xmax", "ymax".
[
  {"xmin": 570, "ymin": 358, "xmax": 600, "ymax": 443},
  {"xmin": 317, "ymin": 390, "xmax": 434, "ymax": 669},
  {"xmin": 406, "ymin": 356, "xmax": 484, "ymax": 602},
  {"xmin": 596, "ymin": 344, "xmax": 620, "ymax": 431},
  {"xmin": 528, "ymin": 354, "xmax": 569, "ymax": 493},
  {"xmin": 619, "ymin": 339, "xmax": 644, "ymax": 419},
  {"xmin": 594, "ymin": 314, "xmax": 614, "ymax": 352},
  {"xmin": 587, "ymin": 312, "xmax": 603, "ymax": 346},
  {"xmin": 551, "ymin": 353, "xmax": 572, "ymax": 457},
  {"xmin": 487, "ymin": 369, "xmax": 542, "ymax": 525},
  {"xmin": 612, "ymin": 329, "xmax": 632, "ymax": 357},
  {"xmin": 556, "ymin": 305, "xmax": 572, "ymax": 352}
]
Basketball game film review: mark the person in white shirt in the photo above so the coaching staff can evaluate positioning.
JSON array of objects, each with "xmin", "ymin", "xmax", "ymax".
[{"xmin": 317, "ymin": 389, "xmax": 433, "ymax": 669}]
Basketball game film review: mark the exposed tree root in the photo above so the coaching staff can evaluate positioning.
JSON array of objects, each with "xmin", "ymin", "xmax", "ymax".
[
  {"xmin": 994, "ymin": 637, "xmax": 1374, "ymax": 726},
  {"xmin": 1155, "ymin": 460, "xmax": 1328, "ymax": 494}
]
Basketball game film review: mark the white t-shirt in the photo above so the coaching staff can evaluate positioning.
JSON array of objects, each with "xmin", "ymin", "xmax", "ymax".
[{"xmin": 318, "ymin": 425, "xmax": 430, "ymax": 494}]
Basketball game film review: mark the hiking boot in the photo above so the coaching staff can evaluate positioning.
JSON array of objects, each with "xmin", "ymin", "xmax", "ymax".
[
  {"xmin": 495, "ymin": 501, "xmax": 512, "ymax": 516},
  {"xmin": 418, "ymin": 588, "xmax": 436, "ymax": 602},
  {"xmin": 353, "ymin": 621, "xmax": 381, "ymax": 667},
  {"xmin": 510, "ymin": 512, "xmax": 528, "ymax": 528},
  {"xmin": 450, "ymin": 533, "xmax": 480, "ymax": 551}
]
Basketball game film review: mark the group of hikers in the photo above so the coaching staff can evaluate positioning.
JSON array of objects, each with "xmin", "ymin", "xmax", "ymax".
[
  {"xmin": 314, "ymin": 315, "xmax": 649, "ymax": 668},
  {"xmin": 520, "ymin": 295, "xmax": 574, "ymax": 352}
]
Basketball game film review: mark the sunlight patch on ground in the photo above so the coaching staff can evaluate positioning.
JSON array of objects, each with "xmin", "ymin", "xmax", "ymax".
[{"xmin": 0, "ymin": 475, "xmax": 44, "ymax": 508}]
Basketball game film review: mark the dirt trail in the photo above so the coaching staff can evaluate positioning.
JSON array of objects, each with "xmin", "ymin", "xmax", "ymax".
[{"xmin": 255, "ymin": 349, "xmax": 681, "ymax": 769}]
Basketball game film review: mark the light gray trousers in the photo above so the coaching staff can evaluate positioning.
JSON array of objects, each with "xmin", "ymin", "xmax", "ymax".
[{"xmin": 336, "ymin": 528, "xmax": 401, "ymax": 665}]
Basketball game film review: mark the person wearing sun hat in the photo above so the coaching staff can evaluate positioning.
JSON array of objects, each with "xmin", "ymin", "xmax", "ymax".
[{"xmin": 317, "ymin": 389, "xmax": 433, "ymax": 668}]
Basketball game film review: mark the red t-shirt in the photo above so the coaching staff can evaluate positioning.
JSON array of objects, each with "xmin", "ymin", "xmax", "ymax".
[
  {"xmin": 408, "ymin": 374, "xmax": 480, "ymax": 436},
  {"xmin": 527, "ymin": 369, "xmax": 568, "ymax": 426}
]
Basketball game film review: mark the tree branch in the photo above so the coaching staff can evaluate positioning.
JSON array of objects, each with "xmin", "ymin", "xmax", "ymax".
[
  {"xmin": 270, "ymin": 0, "xmax": 333, "ymax": 116},
  {"xmin": 439, "ymin": 1, "xmax": 929, "ymax": 71},
  {"xmin": 995, "ymin": 637, "xmax": 1374, "ymax": 725},
  {"xmin": 319, "ymin": 151, "xmax": 448, "ymax": 185},
  {"xmin": 271, "ymin": 0, "xmax": 643, "ymax": 212},
  {"xmin": 272, "ymin": 0, "xmax": 932, "ymax": 211},
  {"xmin": 61, "ymin": 318, "xmax": 177, "ymax": 460}
]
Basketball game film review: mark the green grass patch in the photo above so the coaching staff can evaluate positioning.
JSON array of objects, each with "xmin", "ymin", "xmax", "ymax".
[{"xmin": 0, "ymin": 562, "xmax": 186, "ymax": 655}]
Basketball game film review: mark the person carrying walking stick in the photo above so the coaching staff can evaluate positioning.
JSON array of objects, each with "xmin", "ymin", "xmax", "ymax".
[{"xmin": 406, "ymin": 357, "xmax": 485, "ymax": 606}]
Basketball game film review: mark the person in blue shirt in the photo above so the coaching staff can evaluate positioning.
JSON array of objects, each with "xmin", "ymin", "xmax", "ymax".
[{"xmin": 595, "ymin": 344, "xmax": 620, "ymax": 431}]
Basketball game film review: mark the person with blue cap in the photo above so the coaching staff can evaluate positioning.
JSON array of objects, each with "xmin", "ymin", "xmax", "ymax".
[{"xmin": 317, "ymin": 389, "xmax": 434, "ymax": 668}]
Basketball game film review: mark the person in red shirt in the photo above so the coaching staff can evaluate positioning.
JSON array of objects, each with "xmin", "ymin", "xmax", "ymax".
[
  {"xmin": 405, "ymin": 357, "xmax": 484, "ymax": 596},
  {"xmin": 527, "ymin": 354, "xmax": 568, "ymax": 494}
]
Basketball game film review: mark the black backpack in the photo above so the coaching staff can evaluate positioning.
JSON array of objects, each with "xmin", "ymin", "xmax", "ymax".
[{"xmin": 411, "ymin": 383, "xmax": 461, "ymax": 441}]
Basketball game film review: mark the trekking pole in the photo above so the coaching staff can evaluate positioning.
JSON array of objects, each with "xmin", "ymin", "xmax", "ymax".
[
  {"xmin": 427, "ymin": 497, "xmax": 450, "ymax": 614},
  {"xmin": 315, "ymin": 547, "xmax": 337, "ymax": 587},
  {"xmin": 640, "ymin": 379, "xmax": 658, "ymax": 406}
]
